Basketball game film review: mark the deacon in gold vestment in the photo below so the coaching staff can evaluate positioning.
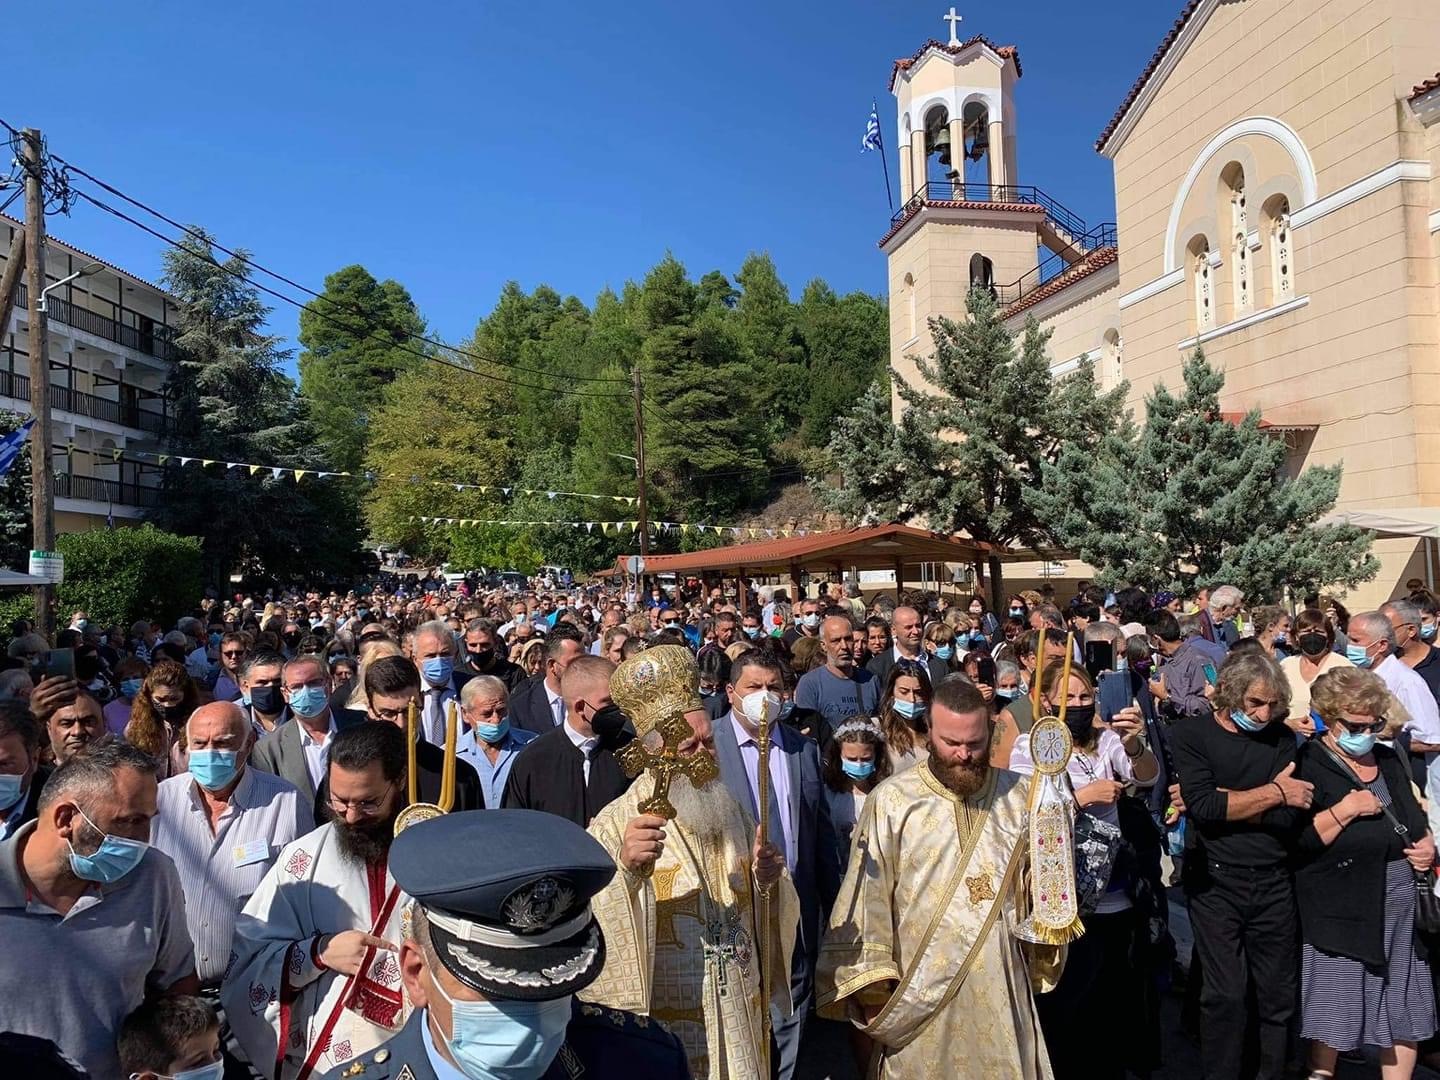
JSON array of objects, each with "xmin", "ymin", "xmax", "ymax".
[
  {"xmin": 583, "ymin": 646, "xmax": 798, "ymax": 1080},
  {"xmin": 817, "ymin": 680, "xmax": 1063, "ymax": 1080}
]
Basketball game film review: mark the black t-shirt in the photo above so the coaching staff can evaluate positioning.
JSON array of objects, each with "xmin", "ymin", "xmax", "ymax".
[
  {"xmin": 1410, "ymin": 646, "xmax": 1440, "ymax": 707},
  {"xmin": 1171, "ymin": 713, "xmax": 1300, "ymax": 867}
]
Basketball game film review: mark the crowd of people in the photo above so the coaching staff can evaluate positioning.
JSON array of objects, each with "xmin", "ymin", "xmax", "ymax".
[{"xmin": 4, "ymin": 569, "xmax": 1440, "ymax": 1079}]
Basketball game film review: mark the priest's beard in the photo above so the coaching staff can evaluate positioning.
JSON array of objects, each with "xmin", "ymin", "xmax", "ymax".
[
  {"xmin": 663, "ymin": 773, "xmax": 739, "ymax": 846},
  {"xmin": 335, "ymin": 810, "xmax": 399, "ymax": 866},
  {"xmin": 928, "ymin": 749, "xmax": 991, "ymax": 800}
]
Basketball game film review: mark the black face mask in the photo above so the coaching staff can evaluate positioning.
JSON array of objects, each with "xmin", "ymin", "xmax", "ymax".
[
  {"xmin": 250, "ymin": 685, "xmax": 284, "ymax": 715},
  {"xmin": 590, "ymin": 704, "xmax": 630, "ymax": 740},
  {"xmin": 469, "ymin": 649, "xmax": 495, "ymax": 668},
  {"xmin": 1062, "ymin": 702, "xmax": 1097, "ymax": 741},
  {"xmin": 1296, "ymin": 632, "xmax": 1329, "ymax": 658},
  {"xmin": 152, "ymin": 701, "xmax": 184, "ymax": 721},
  {"xmin": 283, "ymin": 633, "xmax": 302, "ymax": 648}
]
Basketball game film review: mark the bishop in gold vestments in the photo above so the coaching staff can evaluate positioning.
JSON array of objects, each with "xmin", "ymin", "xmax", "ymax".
[{"xmin": 816, "ymin": 760, "xmax": 1061, "ymax": 1079}]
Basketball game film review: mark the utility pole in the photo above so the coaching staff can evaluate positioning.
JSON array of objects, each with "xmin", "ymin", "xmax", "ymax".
[
  {"xmin": 631, "ymin": 364, "xmax": 650, "ymax": 558},
  {"xmin": 23, "ymin": 129, "xmax": 54, "ymax": 641},
  {"xmin": 0, "ymin": 231, "xmax": 26, "ymax": 334}
]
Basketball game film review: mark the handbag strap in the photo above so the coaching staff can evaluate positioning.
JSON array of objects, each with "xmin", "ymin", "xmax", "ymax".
[{"xmin": 1314, "ymin": 739, "xmax": 1410, "ymax": 838}]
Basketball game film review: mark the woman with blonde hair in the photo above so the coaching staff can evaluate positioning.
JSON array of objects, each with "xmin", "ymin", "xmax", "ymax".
[
  {"xmin": 1294, "ymin": 667, "xmax": 1436, "ymax": 1080},
  {"xmin": 125, "ymin": 659, "xmax": 197, "ymax": 777},
  {"xmin": 339, "ymin": 637, "xmax": 401, "ymax": 723},
  {"xmin": 519, "ymin": 638, "xmax": 546, "ymax": 678}
]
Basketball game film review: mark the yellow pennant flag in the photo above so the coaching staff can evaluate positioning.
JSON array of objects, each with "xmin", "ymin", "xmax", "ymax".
[
  {"xmin": 294, "ymin": 469, "xmax": 307, "ymax": 482},
  {"xmin": 249, "ymin": 465, "xmax": 262, "ymax": 476}
]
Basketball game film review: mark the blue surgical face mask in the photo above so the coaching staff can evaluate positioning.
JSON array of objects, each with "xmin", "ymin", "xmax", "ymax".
[
  {"xmin": 1346, "ymin": 643, "xmax": 1374, "ymax": 669},
  {"xmin": 120, "ymin": 678, "xmax": 143, "ymax": 700},
  {"xmin": 423, "ymin": 656, "xmax": 455, "ymax": 687},
  {"xmin": 145, "ymin": 1061, "xmax": 225, "ymax": 1080},
  {"xmin": 1424, "ymin": 623, "xmax": 1438, "ymax": 642},
  {"xmin": 475, "ymin": 718, "xmax": 510, "ymax": 745},
  {"xmin": 430, "ymin": 972, "xmax": 571, "ymax": 1079},
  {"xmin": 1273, "ymin": 633, "xmax": 1288, "ymax": 646},
  {"xmin": 0, "ymin": 771, "xmax": 23, "ymax": 812},
  {"xmin": 893, "ymin": 699, "xmax": 925, "ymax": 720},
  {"xmin": 778, "ymin": 701, "xmax": 795, "ymax": 721},
  {"xmin": 188, "ymin": 749, "xmax": 239, "ymax": 792},
  {"xmin": 743, "ymin": 627, "xmax": 761, "ymax": 640},
  {"xmin": 1336, "ymin": 729, "xmax": 1377, "ymax": 756},
  {"xmin": 68, "ymin": 807, "xmax": 148, "ymax": 884},
  {"xmin": 841, "ymin": 759, "xmax": 875, "ymax": 781},
  {"xmin": 1230, "ymin": 708, "xmax": 1266, "ymax": 733},
  {"xmin": 995, "ymin": 688, "xmax": 1018, "ymax": 702},
  {"xmin": 801, "ymin": 613, "xmax": 820, "ymax": 629},
  {"xmin": 1008, "ymin": 607, "xmax": 1024, "ymax": 617},
  {"xmin": 287, "ymin": 686, "xmax": 328, "ymax": 719},
  {"xmin": 933, "ymin": 645, "xmax": 954, "ymax": 661}
]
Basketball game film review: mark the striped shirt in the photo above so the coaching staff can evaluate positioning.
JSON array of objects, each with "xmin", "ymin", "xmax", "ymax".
[{"xmin": 150, "ymin": 765, "xmax": 314, "ymax": 983}]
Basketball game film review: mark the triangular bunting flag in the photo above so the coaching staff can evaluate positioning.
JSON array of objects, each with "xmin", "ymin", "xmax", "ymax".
[
  {"xmin": 158, "ymin": 455, "xmax": 169, "ymax": 465},
  {"xmin": 179, "ymin": 457, "xmax": 192, "ymax": 467},
  {"xmin": 111, "ymin": 449, "xmax": 122, "ymax": 463},
  {"xmin": 271, "ymin": 467, "xmax": 283, "ymax": 480},
  {"xmin": 201, "ymin": 459, "xmax": 215, "ymax": 468},
  {"xmin": 250, "ymin": 465, "xmax": 262, "ymax": 476},
  {"xmin": 294, "ymin": 470, "xmax": 306, "ymax": 481}
]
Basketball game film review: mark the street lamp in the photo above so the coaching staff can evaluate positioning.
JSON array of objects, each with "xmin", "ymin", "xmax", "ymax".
[
  {"xmin": 38, "ymin": 261, "xmax": 104, "ymax": 313},
  {"xmin": 608, "ymin": 451, "xmax": 639, "ymax": 476}
]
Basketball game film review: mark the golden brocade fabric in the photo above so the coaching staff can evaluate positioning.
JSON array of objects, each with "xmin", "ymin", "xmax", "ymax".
[
  {"xmin": 583, "ymin": 777, "xmax": 798, "ymax": 1080},
  {"xmin": 816, "ymin": 762, "xmax": 1062, "ymax": 1080}
]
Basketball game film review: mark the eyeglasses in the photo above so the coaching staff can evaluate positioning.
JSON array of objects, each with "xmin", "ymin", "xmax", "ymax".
[
  {"xmin": 1336, "ymin": 717, "xmax": 1387, "ymax": 734},
  {"xmin": 371, "ymin": 705, "xmax": 411, "ymax": 723},
  {"xmin": 221, "ymin": 650, "xmax": 246, "ymax": 659},
  {"xmin": 327, "ymin": 783, "xmax": 396, "ymax": 817}
]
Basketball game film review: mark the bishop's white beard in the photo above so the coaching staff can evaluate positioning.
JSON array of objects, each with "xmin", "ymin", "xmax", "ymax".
[{"xmin": 658, "ymin": 772, "xmax": 739, "ymax": 846}]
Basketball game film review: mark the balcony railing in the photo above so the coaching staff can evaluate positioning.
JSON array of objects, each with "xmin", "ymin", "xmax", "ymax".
[
  {"xmin": 893, "ymin": 182, "xmax": 1091, "ymax": 241},
  {"xmin": 13, "ymin": 285, "xmax": 179, "ymax": 363},
  {"xmin": 0, "ymin": 368, "xmax": 167, "ymax": 433},
  {"xmin": 54, "ymin": 472, "xmax": 162, "ymax": 508},
  {"xmin": 994, "ymin": 223, "xmax": 1119, "ymax": 307}
]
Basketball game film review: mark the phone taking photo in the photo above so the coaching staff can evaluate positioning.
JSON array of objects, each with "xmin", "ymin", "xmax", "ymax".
[{"xmin": 1097, "ymin": 670, "xmax": 1131, "ymax": 723}]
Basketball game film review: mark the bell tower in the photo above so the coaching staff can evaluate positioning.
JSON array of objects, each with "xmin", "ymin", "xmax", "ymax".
[{"xmin": 883, "ymin": 14, "xmax": 1093, "ymax": 418}]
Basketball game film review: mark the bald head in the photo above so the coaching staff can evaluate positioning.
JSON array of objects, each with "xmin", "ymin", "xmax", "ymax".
[
  {"xmin": 561, "ymin": 655, "xmax": 617, "ymax": 738},
  {"xmin": 891, "ymin": 605, "xmax": 923, "ymax": 654},
  {"xmin": 187, "ymin": 700, "xmax": 250, "ymax": 744},
  {"xmin": 185, "ymin": 701, "xmax": 252, "ymax": 793}
]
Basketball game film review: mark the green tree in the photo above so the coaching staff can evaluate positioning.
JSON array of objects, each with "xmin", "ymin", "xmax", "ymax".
[
  {"xmin": 815, "ymin": 289, "xmax": 1126, "ymax": 604},
  {"xmin": 734, "ymin": 253, "xmax": 807, "ymax": 431},
  {"xmin": 796, "ymin": 282, "xmax": 889, "ymax": 446},
  {"xmin": 363, "ymin": 359, "xmax": 517, "ymax": 562},
  {"xmin": 639, "ymin": 256, "xmax": 768, "ymax": 518},
  {"xmin": 154, "ymin": 229, "xmax": 363, "ymax": 587},
  {"xmin": 0, "ymin": 410, "xmax": 33, "ymax": 570},
  {"xmin": 572, "ymin": 288, "xmax": 643, "ymax": 498},
  {"xmin": 1028, "ymin": 350, "xmax": 1377, "ymax": 601},
  {"xmin": 297, "ymin": 264, "xmax": 426, "ymax": 472},
  {"xmin": 55, "ymin": 524, "xmax": 202, "ymax": 628}
]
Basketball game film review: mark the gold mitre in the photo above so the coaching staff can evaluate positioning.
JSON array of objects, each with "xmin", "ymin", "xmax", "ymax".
[{"xmin": 610, "ymin": 644, "xmax": 702, "ymax": 737}]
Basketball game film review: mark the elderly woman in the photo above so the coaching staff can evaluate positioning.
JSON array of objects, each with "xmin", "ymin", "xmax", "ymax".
[
  {"xmin": 1295, "ymin": 668, "xmax": 1437, "ymax": 1080},
  {"xmin": 1252, "ymin": 605, "xmax": 1293, "ymax": 661},
  {"xmin": 1280, "ymin": 608, "xmax": 1353, "ymax": 736}
]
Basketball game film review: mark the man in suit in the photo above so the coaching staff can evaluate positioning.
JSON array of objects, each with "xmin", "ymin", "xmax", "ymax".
[
  {"xmin": 459, "ymin": 617, "xmax": 525, "ymax": 690},
  {"xmin": 238, "ymin": 650, "xmax": 289, "ymax": 737},
  {"xmin": 0, "ymin": 701, "xmax": 48, "ymax": 840},
  {"xmin": 508, "ymin": 623, "xmax": 587, "ymax": 735},
  {"xmin": 713, "ymin": 650, "xmax": 840, "ymax": 1080},
  {"xmin": 503, "ymin": 655, "xmax": 630, "ymax": 827},
  {"xmin": 409, "ymin": 620, "xmax": 472, "ymax": 745},
  {"xmin": 249, "ymin": 654, "xmax": 359, "ymax": 810},
  {"xmin": 866, "ymin": 604, "xmax": 949, "ymax": 687}
]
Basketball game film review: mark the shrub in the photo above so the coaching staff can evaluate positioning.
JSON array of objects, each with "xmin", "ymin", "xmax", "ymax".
[{"xmin": 51, "ymin": 524, "xmax": 203, "ymax": 628}]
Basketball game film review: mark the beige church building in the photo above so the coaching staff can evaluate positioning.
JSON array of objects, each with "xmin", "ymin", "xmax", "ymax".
[{"xmin": 883, "ymin": 0, "xmax": 1440, "ymax": 607}]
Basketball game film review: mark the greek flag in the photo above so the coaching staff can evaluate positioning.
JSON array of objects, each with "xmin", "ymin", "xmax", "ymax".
[
  {"xmin": 0, "ymin": 417, "xmax": 33, "ymax": 481},
  {"xmin": 862, "ymin": 102, "xmax": 883, "ymax": 152}
]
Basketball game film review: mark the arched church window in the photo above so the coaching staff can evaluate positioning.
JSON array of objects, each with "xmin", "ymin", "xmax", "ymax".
[
  {"xmin": 969, "ymin": 254, "xmax": 996, "ymax": 301},
  {"xmin": 1102, "ymin": 329, "xmax": 1123, "ymax": 390},
  {"xmin": 1192, "ymin": 242, "xmax": 1214, "ymax": 332},
  {"xmin": 1270, "ymin": 199, "xmax": 1293, "ymax": 303},
  {"xmin": 1226, "ymin": 167, "xmax": 1250, "ymax": 315},
  {"xmin": 903, "ymin": 273, "xmax": 916, "ymax": 340}
]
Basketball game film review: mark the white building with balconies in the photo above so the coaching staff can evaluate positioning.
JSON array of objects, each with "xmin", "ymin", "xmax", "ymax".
[{"xmin": 0, "ymin": 214, "xmax": 175, "ymax": 533}]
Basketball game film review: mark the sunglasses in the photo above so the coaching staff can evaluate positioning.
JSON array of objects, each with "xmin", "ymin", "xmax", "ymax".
[{"xmin": 1336, "ymin": 717, "xmax": 1387, "ymax": 735}]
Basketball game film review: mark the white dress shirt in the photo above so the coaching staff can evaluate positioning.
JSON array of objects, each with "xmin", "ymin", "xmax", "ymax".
[
  {"xmin": 296, "ymin": 713, "xmax": 338, "ymax": 791},
  {"xmin": 546, "ymin": 684, "xmax": 567, "ymax": 728},
  {"xmin": 1377, "ymin": 654, "xmax": 1440, "ymax": 743},
  {"xmin": 729, "ymin": 713, "xmax": 797, "ymax": 873},
  {"xmin": 563, "ymin": 720, "xmax": 598, "ymax": 784}
]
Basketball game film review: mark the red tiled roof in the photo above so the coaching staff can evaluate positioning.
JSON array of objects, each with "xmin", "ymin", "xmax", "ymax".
[
  {"xmin": 1413, "ymin": 72, "xmax": 1440, "ymax": 100},
  {"xmin": 877, "ymin": 197, "xmax": 1045, "ymax": 249},
  {"xmin": 1095, "ymin": 0, "xmax": 1206, "ymax": 153},
  {"xmin": 1217, "ymin": 411, "xmax": 1316, "ymax": 433},
  {"xmin": 610, "ymin": 524, "xmax": 1002, "ymax": 577},
  {"xmin": 889, "ymin": 36, "xmax": 1022, "ymax": 91},
  {"xmin": 1001, "ymin": 246, "xmax": 1120, "ymax": 319},
  {"xmin": 0, "ymin": 211, "xmax": 169, "ymax": 295}
]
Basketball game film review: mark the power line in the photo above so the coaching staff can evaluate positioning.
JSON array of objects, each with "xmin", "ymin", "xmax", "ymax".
[
  {"xmin": 44, "ymin": 151, "xmax": 627, "ymax": 387},
  {"xmin": 74, "ymin": 189, "xmax": 631, "ymax": 402}
]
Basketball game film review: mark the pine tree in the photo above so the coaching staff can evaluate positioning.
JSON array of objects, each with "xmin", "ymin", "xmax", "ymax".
[
  {"xmin": 297, "ymin": 264, "xmax": 426, "ymax": 472},
  {"xmin": 796, "ymin": 282, "xmax": 888, "ymax": 447},
  {"xmin": 734, "ymin": 253, "xmax": 807, "ymax": 431},
  {"xmin": 1028, "ymin": 350, "xmax": 1377, "ymax": 601},
  {"xmin": 155, "ymin": 229, "xmax": 363, "ymax": 586},
  {"xmin": 815, "ymin": 289, "xmax": 1126, "ymax": 602}
]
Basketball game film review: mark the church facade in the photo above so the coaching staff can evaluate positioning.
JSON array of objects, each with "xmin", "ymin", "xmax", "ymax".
[{"xmin": 883, "ymin": 0, "xmax": 1440, "ymax": 606}]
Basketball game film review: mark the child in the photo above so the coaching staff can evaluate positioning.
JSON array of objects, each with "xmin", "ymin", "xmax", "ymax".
[
  {"xmin": 821, "ymin": 717, "xmax": 892, "ymax": 864},
  {"xmin": 118, "ymin": 994, "xmax": 221, "ymax": 1080}
]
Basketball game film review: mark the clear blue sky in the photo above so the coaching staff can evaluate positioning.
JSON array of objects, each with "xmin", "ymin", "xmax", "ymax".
[{"xmin": 9, "ymin": 1, "xmax": 1178, "ymax": 355}]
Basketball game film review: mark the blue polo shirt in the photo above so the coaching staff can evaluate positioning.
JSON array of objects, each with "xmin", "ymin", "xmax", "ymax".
[{"xmin": 456, "ymin": 726, "xmax": 539, "ymax": 807}]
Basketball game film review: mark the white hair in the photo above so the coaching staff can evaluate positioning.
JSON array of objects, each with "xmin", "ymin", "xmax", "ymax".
[
  {"xmin": 460, "ymin": 674, "xmax": 508, "ymax": 707},
  {"xmin": 1210, "ymin": 585, "xmax": 1243, "ymax": 610}
]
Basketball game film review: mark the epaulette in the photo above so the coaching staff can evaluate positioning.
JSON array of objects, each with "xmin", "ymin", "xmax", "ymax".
[
  {"xmin": 332, "ymin": 1046, "xmax": 398, "ymax": 1079},
  {"xmin": 576, "ymin": 1002, "xmax": 678, "ymax": 1047}
]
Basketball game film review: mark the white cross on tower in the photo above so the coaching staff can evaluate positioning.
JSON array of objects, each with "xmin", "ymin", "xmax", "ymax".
[{"xmin": 943, "ymin": 6, "xmax": 963, "ymax": 46}]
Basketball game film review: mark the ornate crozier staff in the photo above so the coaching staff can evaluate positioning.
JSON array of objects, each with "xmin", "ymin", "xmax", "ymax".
[{"xmin": 395, "ymin": 699, "xmax": 458, "ymax": 835}]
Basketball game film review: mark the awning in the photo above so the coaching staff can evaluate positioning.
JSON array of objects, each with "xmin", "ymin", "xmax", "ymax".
[
  {"xmin": 609, "ymin": 524, "xmax": 1005, "ymax": 578},
  {"xmin": 0, "ymin": 568, "xmax": 50, "ymax": 587},
  {"xmin": 1317, "ymin": 508, "xmax": 1440, "ymax": 540},
  {"xmin": 1218, "ymin": 412, "xmax": 1318, "ymax": 434}
]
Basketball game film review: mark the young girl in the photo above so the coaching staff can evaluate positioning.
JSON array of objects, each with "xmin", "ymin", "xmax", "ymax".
[{"xmin": 821, "ymin": 717, "xmax": 891, "ymax": 863}]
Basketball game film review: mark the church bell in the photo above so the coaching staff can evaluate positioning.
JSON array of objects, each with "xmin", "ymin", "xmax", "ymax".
[
  {"xmin": 965, "ymin": 122, "xmax": 989, "ymax": 162},
  {"xmin": 930, "ymin": 126, "xmax": 953, "ymax": 166}
]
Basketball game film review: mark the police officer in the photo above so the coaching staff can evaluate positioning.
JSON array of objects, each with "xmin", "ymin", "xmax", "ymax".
[{"xmin": 317, "ymin": 809, "xmax": 689, "ymax": 1080}]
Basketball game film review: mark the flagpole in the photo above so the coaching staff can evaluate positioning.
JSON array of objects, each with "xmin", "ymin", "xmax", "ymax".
[{"xmin": 878, "ymin": 130, "xmax": 894, "ymax": 211}]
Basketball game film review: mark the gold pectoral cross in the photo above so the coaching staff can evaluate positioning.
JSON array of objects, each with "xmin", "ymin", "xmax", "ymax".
[{"xmin": 617, "ymin": 712, "xmax": 719, "ymax": 819}]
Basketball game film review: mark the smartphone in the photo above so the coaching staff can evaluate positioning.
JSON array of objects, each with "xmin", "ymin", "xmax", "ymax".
[
  {"xmin": 974, "ymin": 655, "xmax": 996, "ymax": 687},
  {"xmin": 32, "ymin": 647, "xmax": 75, "ymax": 682},
  {"xmin": 1202, "ymin": 662, "xmax": 1219, "ymax": 686},
  {"xmin": 1097, "ymin": 670, "xmax": 1131, "ymax": 723},
  {"xmin": 1083, "ymin": 640, "xmax": 1115, "ymax": 680}
]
